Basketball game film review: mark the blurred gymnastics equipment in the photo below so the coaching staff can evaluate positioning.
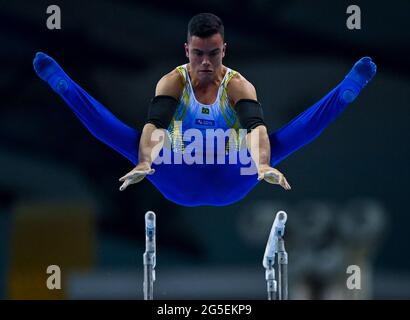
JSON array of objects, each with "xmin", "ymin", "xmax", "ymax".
[
  {"xmin": 287, "ymin": 199, "xmax": 386, "ymax": 299},
  {"xmin": 237, "ymin": 198, "xmax": 386, "ymax": 299}
]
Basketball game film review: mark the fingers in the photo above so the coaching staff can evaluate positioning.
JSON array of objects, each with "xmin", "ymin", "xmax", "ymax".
[
  {"xmin": 119, "ymin": 174, "xmax": 143, "ymax": 191},
  {"xmin": 280, "ymin": 176, "xmax": 292, "ymax": 190},
  {"xmin": 119, "ymin": 179, "xmax": 131, "ymax": 191},
  {"xmin": 118, "ymin": 168, "xmax": 156, "ymax": 191},
  {"xmin": 260, "ymin": 170, "xmax": 292, "ymax": 190},
  {"xmin": 119, "ymin": 168, "xmax": 155, "ymax": 182}
]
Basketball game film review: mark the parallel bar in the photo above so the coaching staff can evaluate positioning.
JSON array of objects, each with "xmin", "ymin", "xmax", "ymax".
[{"xmin": 263, "ymin": 210, "xmax": 288, "ymax": 300}]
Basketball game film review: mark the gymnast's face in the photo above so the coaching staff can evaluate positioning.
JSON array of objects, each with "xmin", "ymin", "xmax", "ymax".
[{"xmin": 185, "ymin": 33, "xmax": 226, "ymax": 82}]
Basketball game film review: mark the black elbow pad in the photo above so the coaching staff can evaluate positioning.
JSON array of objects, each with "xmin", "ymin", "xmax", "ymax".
[
  {"xmin": 147, "ymin": 95, "xmax": 178, "ymax": 129},
  {"xmin": 235, "ymin": 99, "xmax": 266, "ymax": 132}
]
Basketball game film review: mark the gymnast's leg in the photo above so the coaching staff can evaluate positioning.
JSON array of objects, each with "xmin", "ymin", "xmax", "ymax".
[
  {"xmin": 33, "ymin": 52, "xmax": 140, "ymax": 164},
  {"xmin": 269, "ymin": 57, "xmax": 377, "ymax": 166}
]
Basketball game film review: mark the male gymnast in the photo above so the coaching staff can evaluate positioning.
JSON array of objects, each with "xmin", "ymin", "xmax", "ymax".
[{"xmin": 33, "ymin": 13, "xmax": 377, "ymax": 207}]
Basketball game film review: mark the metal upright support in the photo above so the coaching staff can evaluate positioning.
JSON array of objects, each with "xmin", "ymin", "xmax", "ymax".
[
  {"xmin": 143, "ymin": 211, "xmax": 156, "ymax": 300},
  {"xmin": 263, "ymin": 210, "xmax": 288, "ymax": 300},
  {"xmin": 277, "ymin": 236, "xmax": 288, "ymax": 300},
  {"xmin": 266, "ymin": 265, "xmax": 277, "ymax": 300}
]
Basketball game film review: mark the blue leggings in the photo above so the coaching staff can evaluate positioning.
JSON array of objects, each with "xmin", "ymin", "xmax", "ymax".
[{"xmin": 34, "ymin": 53, "xmax": 371, "ymax": 207}]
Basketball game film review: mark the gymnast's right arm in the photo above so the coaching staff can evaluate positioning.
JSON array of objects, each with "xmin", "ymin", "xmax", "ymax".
[{"xmin": 119, "ymin": 70, "xmax": 183, "ymax": 191}]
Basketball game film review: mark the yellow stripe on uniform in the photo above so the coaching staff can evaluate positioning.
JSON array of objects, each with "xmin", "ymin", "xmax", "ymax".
[
  {"xmin": 170, "ymin": 66, "xmax": 190, "ymax": 153},
  {"xmin": 220, "ymin": 70, "xmax": 240, "ymax": 153}
]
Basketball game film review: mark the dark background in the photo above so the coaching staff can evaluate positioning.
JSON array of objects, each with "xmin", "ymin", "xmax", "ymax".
[{"xmin": 0, "ymin": 0, "xmax": 409, "ymax": 299}]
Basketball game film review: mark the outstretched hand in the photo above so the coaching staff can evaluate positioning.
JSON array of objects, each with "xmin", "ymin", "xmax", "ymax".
[
  {"xmin": 257, "ymin": 165, "xmax": 291, "ymax": 190},
  {"xmin": 119, "ymin": 162, "xmax": 155, "ymax": 191}
]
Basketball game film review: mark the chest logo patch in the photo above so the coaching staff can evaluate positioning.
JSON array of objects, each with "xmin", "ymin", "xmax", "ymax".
[{"xmin": 201, "ymin": 107, "xmax": 210, "ymax": 114}]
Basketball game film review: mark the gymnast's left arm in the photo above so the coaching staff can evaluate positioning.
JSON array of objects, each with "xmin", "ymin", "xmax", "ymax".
[{"xmin": 227, "ymin": 75, "xmax": 291, "ymax": 190}]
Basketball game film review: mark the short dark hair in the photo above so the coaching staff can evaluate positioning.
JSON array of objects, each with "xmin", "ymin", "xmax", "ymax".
[{"xmin": 187, "ymin": 13, "xmax": 224, "ymax": 41}]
